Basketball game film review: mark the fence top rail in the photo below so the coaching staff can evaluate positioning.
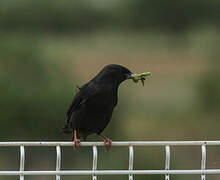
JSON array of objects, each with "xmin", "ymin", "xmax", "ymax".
[
  {"xmin": 0, "ymin": 141, "xmax": 220, "ymax": 146},
  {"xmin": 1, "ymin": 170, "xmax": 220, "ymax": 175}
]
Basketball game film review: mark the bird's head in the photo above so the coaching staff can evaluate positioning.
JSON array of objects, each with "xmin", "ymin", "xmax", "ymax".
[{"xmin": 94, "ymin": 64, "xmax": 151, "ymax": 86}]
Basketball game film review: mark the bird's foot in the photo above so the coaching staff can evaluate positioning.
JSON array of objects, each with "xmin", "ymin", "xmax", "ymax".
[
  {"xmin": 104, "ymin": 138, "xmax": 112, "ymax": 150},
  {"xmin": 73, "ymin": 130, "xmax": 81, "ymax": 150},
  {"xmin": 73, "ymin": 138, "xmax": 81, "ymax": 150},
  {"xmin": 98, "ymin": 134, "xmax": 112, "ymax": 150}
]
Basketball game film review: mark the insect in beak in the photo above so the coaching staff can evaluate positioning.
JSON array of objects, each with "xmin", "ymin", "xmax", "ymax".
[{"xmin": 130, "ymin": 72, "xmax": 152, "ymax": 86}]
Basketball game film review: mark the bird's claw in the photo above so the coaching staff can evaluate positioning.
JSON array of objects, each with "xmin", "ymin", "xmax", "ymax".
[
  {"xmin": 73, "ymin": 139, "xmax": 81, "ymax": 150},
  {"xmin": 104, "ymin": 138, "xmax": 112, "ymax": 150}
]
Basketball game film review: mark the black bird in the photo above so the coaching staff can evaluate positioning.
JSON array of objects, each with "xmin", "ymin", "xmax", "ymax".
[{"xmin": 62, "ymin": 64, "xmax": 150, "ymax": 150}]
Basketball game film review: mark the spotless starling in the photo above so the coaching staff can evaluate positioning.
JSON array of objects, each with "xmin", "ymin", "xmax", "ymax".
[{"xmin": 62, "ymin": 64, "xmax": 151, "ymax": 150}]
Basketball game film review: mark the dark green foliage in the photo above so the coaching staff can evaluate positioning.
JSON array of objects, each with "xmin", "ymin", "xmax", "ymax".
[
  {"xmin": 198, "ymin": 72, "xmax": 220, "ymax": 114},
  {"xmin": 0, "ymin": 0, "xmax": 220, "ymax": 33},
  {"xmin": 0, "ymin": 35, "xmax": 74, "ymax": 140},
  {"xmin": 0, "ymin": 0, "xmax": 110, "ymax": 33},
  {"xmin": 126, "ymin": 0, "xmax": 220, "ymax": 32}
]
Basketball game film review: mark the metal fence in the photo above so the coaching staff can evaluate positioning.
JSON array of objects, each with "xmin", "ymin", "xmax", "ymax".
[{"xmin": 1, "ymin": 141, "xmax": 220, "ymax": 180}]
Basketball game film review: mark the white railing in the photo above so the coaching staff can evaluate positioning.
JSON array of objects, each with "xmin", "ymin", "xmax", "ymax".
[{"xmin": 1, "ymin": 141, "xmax": 220, "ymax": 180}]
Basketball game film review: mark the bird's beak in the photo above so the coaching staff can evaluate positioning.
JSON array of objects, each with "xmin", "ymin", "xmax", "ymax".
[
  {"xmin": 129, "ymin": 72, "xmax": 152, "ymax": 86},
  {"xmin": 125, "ymin": 73, "xmax": 134, "ymax": 79}
]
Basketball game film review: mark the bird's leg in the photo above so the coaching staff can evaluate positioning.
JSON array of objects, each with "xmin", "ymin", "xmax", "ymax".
[
  {"xmin": 98, "ymin": 134, "xmax": 112, "ymax": 150},
  {"xmin": 72, "ymin": 130, "xmax": 81, "ymax": 150}
]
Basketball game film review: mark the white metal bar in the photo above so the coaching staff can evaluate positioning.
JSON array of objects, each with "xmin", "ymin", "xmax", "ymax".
[
  {"xmin": 92, "ymin": 146, "xmax": 98, "ymax": 180},
  {"xmin": 1, "ymin": 141, "xmax": 220, "ymax": 178},
  {"xmin": 0, "ymin": 141, "xmax": 218, "ymax": 147},
  {"xmin": 128, "ymin": 146, "xmax": 134, "ymax": 180},
  {"xmin": 1, "ymin": 169, "xmax": 220, "ymax": 175},
  {"xmin": 165, "ymin": 145, "xmax": 170, "ymax": 180},
  {"xmin": 20, "ymin": 146, "xmax": 25, "ymax": 180},
  {"xmin": 201, "ymin": 144, "xmax": 206, "ymax": 180},
  {"xmin": 56, "ymin": 146, "xmax": 61, "ymax": 180}
]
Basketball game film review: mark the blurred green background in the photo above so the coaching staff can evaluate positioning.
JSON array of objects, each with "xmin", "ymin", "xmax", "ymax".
[{"xmin": 0, "ymin": 0, "xmax": 220, "ymax": 180}]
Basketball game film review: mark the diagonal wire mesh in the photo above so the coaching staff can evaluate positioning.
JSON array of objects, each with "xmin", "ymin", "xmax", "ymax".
[{"xmin": 0, "ymin": 141, "xmax": 220, "ymax": 180}]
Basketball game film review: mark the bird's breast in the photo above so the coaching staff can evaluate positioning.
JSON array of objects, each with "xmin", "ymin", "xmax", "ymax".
[{"xmin": 87, "ymin": 88, "xmax": 118, "ymax": 112}]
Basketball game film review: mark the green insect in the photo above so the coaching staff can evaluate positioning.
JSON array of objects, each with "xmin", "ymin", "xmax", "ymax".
[{"xmin": 131, "ymin": 72, "xmax": 152, "ymax": 86}]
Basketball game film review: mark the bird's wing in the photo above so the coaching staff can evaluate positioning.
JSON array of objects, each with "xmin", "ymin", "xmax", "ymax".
[
  {"xmin": 62, "ymin": 87, "xmax": 89, "ymax": 134},
  {"xmin": 66, "ymin": 90, "xmax": 84, "ymax": 120},
  {"xmin": 66, "ymin": 83, "xmax": 96, "ymax": 123}
]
